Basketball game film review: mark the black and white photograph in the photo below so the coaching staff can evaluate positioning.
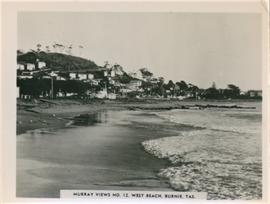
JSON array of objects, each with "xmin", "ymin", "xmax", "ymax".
[{"xmin": 1, "ymin": 2, "xmax": 266, "ymax": 202}]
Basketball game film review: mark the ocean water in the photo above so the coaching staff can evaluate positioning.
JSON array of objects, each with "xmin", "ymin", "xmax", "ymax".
[{"xmin": 142, "ymin": 102, "xmax": 262, "ymax": 199}]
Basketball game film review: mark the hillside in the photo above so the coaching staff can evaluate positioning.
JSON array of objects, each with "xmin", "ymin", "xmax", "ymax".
[{"xmin": 17, "ymin": 51, "xmax": 99, "ymax": 71}]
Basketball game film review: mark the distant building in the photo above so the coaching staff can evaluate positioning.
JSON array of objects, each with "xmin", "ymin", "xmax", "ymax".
[
  {"xmin": 126, "ymin": 80, "xmax": 142, "ymax": 91},
  {"xmin": 247, "ymin": 90, "xmax": 262, "ymax": 98},
  {"xmin": 78, "ymin": 73, "xmax": 94, "ymax": 80},
  {"xmin": 37, "ymin": 61, "xmax": 46, "ymax": 69},
  {"xmin": 110, "ymin": 70, "xmax": 116, "ymax": 77},
  {"xmin": 78, "ymin": 73, "xmax": 87, "ymax": 80},
  {"xmin": 120, "ymin": 88, "xmax": 132, "ymax": 93},
  {"xmin": 17, "ymin": 63, "xmax": 25, "ymax": 70},
  {"xmin": 134, "ymin": 70, "xmax": 144, "ymax": 80},
  {"xmin": 26, "ymin": 63, "xmax": 35, "ymax": 71},
  {"xmin": 69, "ymin": 72, "xmax": 77, "ymax": 80},
  {"xmin": 111, "ymin": 65, "xmax": 124, "ymax": 76}
]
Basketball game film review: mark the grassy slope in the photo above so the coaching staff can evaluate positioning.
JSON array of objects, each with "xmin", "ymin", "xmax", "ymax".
[{"xmin": 17, "ymin": 51, "xmax": 99, "ymax": 71}]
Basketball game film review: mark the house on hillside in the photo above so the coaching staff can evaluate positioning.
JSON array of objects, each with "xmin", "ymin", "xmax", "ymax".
[
  {"xmin": 37, "ymin": 61, "xmax": 46, "ymax": 69},
  {"xmin": 17, "ymin": 62, "xmax": 37, "ymax": 71},
  {"xmin": 26, "ymin": 63, "xmax": 35, "ymax": 71},
  {"xmin": 110, "ymin": 64, "xmax": 124, "ymax": 76},
  {"xmin": 78, "ymin": 73, "xmax": 94, "ymax": 80},
  {"xmin": 68, "ymin": 71, "xmax": 94, "ymax": 81},
  {"xmin": 130, "ymin": 70, "xmax": 144, "ymax": 81},
  {"xmin": 126, "ymin": 80, "xmax": 142, "ymax": 91},
  {"xmin": 17, "ymin": 63, "xmax": 26, "ymax": 70},
  {"xmin": 69, "ymin": 72, "xmax": 77, "ymax": 80}
]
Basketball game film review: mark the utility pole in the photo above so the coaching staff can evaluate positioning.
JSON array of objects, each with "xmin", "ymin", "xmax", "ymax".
[{"xmin": 51, "ymin": 76, "xmax": 54, "ymax": 99}]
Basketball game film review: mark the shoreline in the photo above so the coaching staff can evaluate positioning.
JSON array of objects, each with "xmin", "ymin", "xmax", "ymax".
[
  {"xmin": 17, "ymin": 109, "xmax": 177, "ymax": 197},
  {"xmin": 17, "ymin": 98, "xmax": 260, "ymax": 135},
  {"xmin": 16, "ymin": 99, "xmax": 262, "ymax": 198},
  {"xmin": 17, "ymin": 100, "xmax": 123, "ymax": 135}
]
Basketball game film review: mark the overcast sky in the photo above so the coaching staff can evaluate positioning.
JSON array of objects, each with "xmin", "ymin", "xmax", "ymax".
[{"xmin": 18, "ymin": 12, "xmax": 261, "ymax": 90}]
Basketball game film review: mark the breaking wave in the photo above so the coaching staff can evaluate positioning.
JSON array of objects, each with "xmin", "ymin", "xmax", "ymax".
[{"xmin": 143, "ymin": 103, "xmax": 262, "ymax": 199}]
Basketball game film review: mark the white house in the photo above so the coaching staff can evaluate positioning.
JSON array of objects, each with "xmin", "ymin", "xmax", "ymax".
[
  {"xmin": 26, "ymin": 63, "xmax": 35, "ymax": 71},
  {"xmin": 135, "ymin": 70, "xmax": 144, "ymax": 80},
  {"xmin": 78, "ymin": 73, "xmax": 94, "ymax": 80},
  {"xmin": 37, "ymin": 61, "xmax": 46, "ymax": 69},
  {"xmin": 69, "ymin": 72, "xmax": 77, "ymax": 79},
  {"xmin": 120, "ymin": 88, "xmax": 132, "ymax": 93},
  {"xmin": 78, "ymin": 73, "xmax": 87, "ymax": 80},
  {"xmin": 88, "ymin": 73, "xmax": 94, "ymax": 80},
  {"xmin": 17, "ymin": 63, "xmax": 25, "ymax": 70}
]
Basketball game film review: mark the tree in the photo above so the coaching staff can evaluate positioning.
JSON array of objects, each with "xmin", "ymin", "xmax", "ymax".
[
  {"xmin": 139, "ymin": 68, "xmax": 153, "ymax": 80},
  {"xmin": 203, "ymin": 87, "xmax": 221, "ymax": 99},
  {"xmin": 58, "ymin": 44, "xmax": 65, "ymax": 53},
  {"xmin": 36, "ymin": 44, "xmax": 42, "ymax": 52},
  {"xmin": 68, "ymin": 45, "xmax": 73, "ymax": 55},
  {"xmin": 17, "ymin": 49, "xmax": 24, "ymax": 55},
  {"xmin": 224, "ymin": 84, "xmax": 240, "ymax": 99},
  {"xmin": 104, "ymin": 61, "xmax": 110, "ymax": 68},
  {"xmin": 175, "ymin": 80, "xmax": 188, "ymax": 96},
  {"xmin": 211, "ymin": 82, "xmax": 216, "ymax": 89},
  {"xmin": 78, "ymin": 45, "xmax": 84, "ymax": 56},
  {"xmin": 52, "ymin": 43, "xmax": 57, "ymax": 52},
  {"xmin": 45, "ymin": 46, "xmax": 50, "ymax": 53},
  {"xmin": 118, "ymin": 73, "xmax": 132, "ymax": 84}
]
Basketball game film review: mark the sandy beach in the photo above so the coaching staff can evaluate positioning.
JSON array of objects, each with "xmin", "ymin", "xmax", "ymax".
[
  {"xmin": 17, "ymin": 107, "xmax": 190, "ymax": 197},
  {"xmin": 16, "ymin": 99, "xmax": 262, "ymax": 199},
  {"xmin": 16, "ymin": 98, "xmax": 259, "ymax": 135}
]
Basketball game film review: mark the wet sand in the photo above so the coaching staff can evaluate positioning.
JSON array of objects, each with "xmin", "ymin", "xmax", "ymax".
[
  {"xmin": 16, "ymin": 110, "xmax": 183, "ymax": 198},
  {"xmin": 16, "ymin": 99, "xmax": 261, "ymax": 198}
]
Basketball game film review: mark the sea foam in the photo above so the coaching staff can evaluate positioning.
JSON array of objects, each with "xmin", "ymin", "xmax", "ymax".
[{"xmin": 142, "ymin": 105, "xmax": 262, "ymax": 199}]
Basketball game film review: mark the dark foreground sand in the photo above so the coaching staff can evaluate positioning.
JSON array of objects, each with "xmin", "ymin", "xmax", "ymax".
[{"xmin": 17, "ymin": 105, "xmax": 197, "ymax": 198}]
